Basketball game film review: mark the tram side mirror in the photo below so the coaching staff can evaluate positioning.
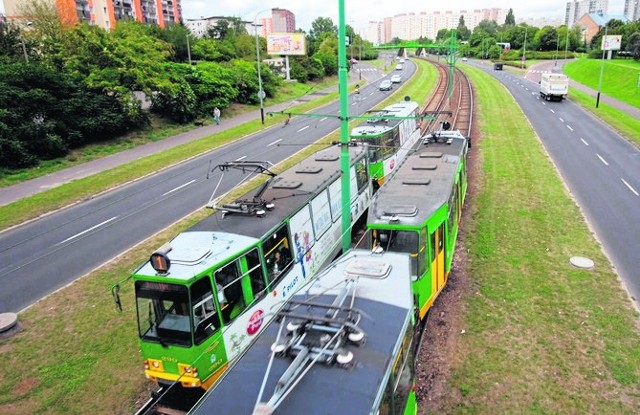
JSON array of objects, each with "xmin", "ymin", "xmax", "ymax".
[{"xmin": 111, "ymin": 284, "xmax": 123, "ymax": 313}]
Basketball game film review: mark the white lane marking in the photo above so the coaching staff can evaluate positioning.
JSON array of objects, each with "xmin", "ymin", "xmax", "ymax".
[
  {"xmin": 621, "ymin": 179, "xmax": 639, "ymax": 196},
  {"xmin": 542, "ymin": 102, "xmax": 546, "ymax": 105},
  {"xmin": 580, "ymin": 138, "xmax": 589, "ymax": 146},
  {"xmin": 319, "ymin": 117, "xmax": 328, "ymax": 122},
  {"xmin": 235, "ymin": 155, "xmax": 247, "ymax": 161},
  {"xmin": 268, "ymin": 138, "xmax": 282, "ymax": 147},
  {"xmin": 57, "ymin": 216, "xmax": 119, "ymax": 245},
  {"xmin": 525, "ymin": 87, "xmax": 529, "ymax": 91},
  {"xmin": 369, "ymin": 92, "xmax": 375, "ymax": 96},
  {"xmin": 596, "ymin": 154, "xmax": 609, "ymax": 166},
  {"xmin": 567, "ymin": 125, "xmax": 573, "ymax": 131},
  {"xmin": 549, "ymin": 109, "xmax": 555, "ymax": 113},
  {"xmin": 559, "ymin": 117, "xmax": 564, "ymax": 123},
  {"xmin": 297, "ymin": 126, "xmax": 309, "ymax": 132},
  {"xmin": 162, "ymin": 179, "xmax": 197, "ymax": 196}
]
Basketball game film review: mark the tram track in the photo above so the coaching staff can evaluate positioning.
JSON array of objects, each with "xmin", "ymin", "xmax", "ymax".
[{"xmin": 418, "ymin": 58, "xmax": 474, "ymax": 140}]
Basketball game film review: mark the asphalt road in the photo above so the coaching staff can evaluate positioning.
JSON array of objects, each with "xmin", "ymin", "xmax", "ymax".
[
  {"xmin": 469, "ymin": 60, "xmax": 640, "ymax": 308},
  {"xmin": 0, "ymin": 60, "xmax": 415, "ymax": 313}
]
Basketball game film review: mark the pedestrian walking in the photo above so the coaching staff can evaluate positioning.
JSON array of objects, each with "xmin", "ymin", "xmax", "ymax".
[{"xmin": 213, "ymin": 107, "xmax": 221, "ymax": 125}]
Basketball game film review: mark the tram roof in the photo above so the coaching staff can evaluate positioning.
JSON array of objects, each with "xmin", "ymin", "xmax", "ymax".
[
  {"xmin": 369, "ymin": 131, "xmax": 467, "ymax": 228},
  {"xmin": 350, "ymin": 101, "xmax": 418, "ymax": 138},
  {"xmin": 189, "ymin": 250, "xmax": 413, "ymax": 415},
  {"xmin": 190, "ymin": 143, "xmax": 367, "ymax": 240}
]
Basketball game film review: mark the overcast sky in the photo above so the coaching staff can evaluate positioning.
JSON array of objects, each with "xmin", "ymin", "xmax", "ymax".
[{"xmin": 0, "ymin": 1, "xmax": 627, "ymax": 30}]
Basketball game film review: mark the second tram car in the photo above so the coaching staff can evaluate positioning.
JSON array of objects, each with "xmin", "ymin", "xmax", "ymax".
[
  {"xmin": 189, "ymin": 250, "xmax": 418, "ymax": 415},
  {"xmin": 129, "ymin": 143, "xmax": 373, "ymax": 391},
  {"xmin": 350, "ymin": 101, "xmax": 422, "ymax": 188},
  {"xmin": 366, "ymin": 129, "xmax": 468, "ymax": 320}
]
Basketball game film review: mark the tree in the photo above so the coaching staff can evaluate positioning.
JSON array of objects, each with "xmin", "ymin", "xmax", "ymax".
[
  {"xmin": 505, "ymin": 9, "xmax": 516, "ymax": 26},
  {"xmin": 456, "ymin": 16, "xmax": 471, "ymax": 41},
  {"xmin": 309, "ymin": 17, "xmax": 337, "ymax": 41},
  {"xmin": 626, "ymin": 32, "xmax": 640, "ymax": 60},
  {"xmin": 476, "ymin": 20, "xmax": 498, "ymax": 36},
  {"xmin": 534, "ymin": 26, "xmax": 558, "ymax": 51}
]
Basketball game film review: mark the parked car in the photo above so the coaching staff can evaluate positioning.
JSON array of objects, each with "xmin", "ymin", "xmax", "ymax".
[
  {"xmin": 391, "ymin": 74, "xmax": 402, "ymax": 83},
  {"xmin": 379, "ymin": 80, "xmax": 393, "ymax": 91}
]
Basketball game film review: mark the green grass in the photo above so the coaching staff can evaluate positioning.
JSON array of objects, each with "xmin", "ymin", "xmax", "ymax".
[
  {"xmin": 564, "ymin": 57, "xmax": 640, "ymax": 108},
  {"xmin": 0, "ymin": 60, "xmax": 437, "ymax": 415},
  {"xmin": 433, "ymin": 65, "xmax": 640, "ymax": 414}
]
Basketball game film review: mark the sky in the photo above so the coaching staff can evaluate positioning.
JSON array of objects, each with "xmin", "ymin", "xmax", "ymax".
[
  {"xmin": 179, "ymin": 0, "xmax": 627, "ymax": 32},
  {"xmin": 0, "ymin": 1, "xmax": 627, "ymax": 29}
]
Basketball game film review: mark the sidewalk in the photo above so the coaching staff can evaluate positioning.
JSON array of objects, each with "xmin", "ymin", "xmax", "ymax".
[{"xmin": 0, "ymin": 75, "xmax": 365, "ymax": 207}]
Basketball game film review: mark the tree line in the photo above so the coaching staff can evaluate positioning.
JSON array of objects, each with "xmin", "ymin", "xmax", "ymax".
[
  {"xmin": 0, "ymin": 1, "xmax": 376, "ymax": 170},
  {"xmin": 387, "ymin": 9, "xmax": 640, "ymax": 62}
]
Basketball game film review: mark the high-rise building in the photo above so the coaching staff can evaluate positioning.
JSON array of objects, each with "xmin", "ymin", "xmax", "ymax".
[
  {"xmin": 623, "ymin": 0, "xmax": 639, "ymax": 20},
  {"xmin": 2, "ymin": 0, "xmax": 182, "ymax": 30},
  {"xmin": 565, "ymin": 1, "xmax": 609, "ymax": 27},
  {"xmin": 367, "ymin": 8, "xmax": 510, "ymax": 44},
  {"xmin": 271, "ymin": 8, "xmax": 295, "ymax": 33}
]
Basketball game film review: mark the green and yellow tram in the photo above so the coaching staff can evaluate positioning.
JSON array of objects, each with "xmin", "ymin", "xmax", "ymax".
[
  {"xmin": 366, "ymin": 129, "xmax": 468, "ymax": 320},
  {"xmin": 350, "ymin": 101, "xmax": 422, "ymax": 188},
  {"xmin": 128, "ymin": 143, "xmax": 373, "ymax": 390}
]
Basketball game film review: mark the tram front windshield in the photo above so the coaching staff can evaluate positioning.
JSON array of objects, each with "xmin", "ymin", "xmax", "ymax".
[{"xmin": 135, "ymin": 281, "xmax": 193, "ymax": 347}]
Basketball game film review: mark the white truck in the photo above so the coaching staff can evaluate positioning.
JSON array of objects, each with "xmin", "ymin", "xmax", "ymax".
[{"xmin": 540, "ymin": 73, "xmax": 569, "ymax": 101}]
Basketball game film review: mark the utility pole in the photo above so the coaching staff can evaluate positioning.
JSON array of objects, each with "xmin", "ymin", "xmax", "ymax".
[
  {"xmin": 596, "ymin": 25, "xmax": 608, "ymax": 108},
  {"xmin": 338, "ymin": 0, "xmax": 351, "ymax": 252}
]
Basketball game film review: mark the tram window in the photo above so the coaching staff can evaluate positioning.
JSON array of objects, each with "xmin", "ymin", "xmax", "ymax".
[
  {"xmin": 355, "ymin": 159, "xmax": 368, "ymax": 193},
  {"xmin": 262, "ymin": 225, "xmax": 293, "ymax": 287},
  {"xmin": 214, "ymin": 260, "xmax": 247, "ymax": 325},
  {"xmin": 135, "ymin": 281, "xmax": 192, "ymax": 346},
  {"xmin": 191, "ymin": 277, "xmax": 219, "ymax": 345},
  {"xmin": 245, "ymin": 248, "xmax": 267, "ymax": 302},
  {"xmin": 392, "ymin": 328, "xmax": 415, "ymax": 414},
  {"xmin": 430, "ymin": 231, "xmax": 436, "ymax": 262},
  {"xmin": 448, "ymin": 190, "xmax": 458, "ymax": 236},
  {"xmin": 419, "ymin": 227, "xmax": 427, "ymax": 276}
]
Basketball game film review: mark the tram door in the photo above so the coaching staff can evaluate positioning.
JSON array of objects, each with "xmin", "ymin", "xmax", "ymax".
[{"xmin": 430, "ymin": 223, "xmax": 446, "ymax": 292}]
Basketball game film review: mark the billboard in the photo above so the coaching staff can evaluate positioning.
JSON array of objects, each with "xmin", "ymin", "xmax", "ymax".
[
  {"xmin": 267, "ymin": 33, "xmax": 307, "ymax": 56},
  {"xmin": 601, "ymin": 35, "xmax": 622, "ymax": 51}
]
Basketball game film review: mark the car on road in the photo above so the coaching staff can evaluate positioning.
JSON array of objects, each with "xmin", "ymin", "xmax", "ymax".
[
  {"xmin": 379, "ymin": 80, "xmax": 393, "ymax": 91},
  {"xmin": 462, "ymin": 57, "xmax": 468, "ymax": 61},
  {"xmin": 350, "ymin": 58, "xmax": 358, "ymax": 64},
  {"xmin": 395, "ymin": 64, "xmax": 403, "ymax": 71},
  {"xmin": 391, "ymin": 74, "xmax": 402, "ymax": 83}
]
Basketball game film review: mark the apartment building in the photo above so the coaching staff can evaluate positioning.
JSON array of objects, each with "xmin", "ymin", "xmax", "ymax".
[
  {"xmin": 366, "ymin": 8, "xmax": 510, "ymax": 44},
  {"xmin": 623, "ymin": 0, "xmax": 639, "ymax": 21},
  {"xmin": 272, "ymin": 8, "xmax": 295, "ymax": 33},
  {"xmin": 2, "ymin": 0, "xmax": 181, "ymax": 30},
  {"xmin": 565, "ymin": 0, "xmax": 609, "ymax": 27}
]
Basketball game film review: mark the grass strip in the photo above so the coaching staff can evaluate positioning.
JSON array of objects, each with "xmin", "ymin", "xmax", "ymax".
[{"xmin": 441, "ymin": 65, "xmax": 640, "ymax": 414}]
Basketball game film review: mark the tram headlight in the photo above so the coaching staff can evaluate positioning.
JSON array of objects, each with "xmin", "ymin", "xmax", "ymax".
[{"xmin": 179, "ymin": 363, "xmax": 199, "ymax": 378}]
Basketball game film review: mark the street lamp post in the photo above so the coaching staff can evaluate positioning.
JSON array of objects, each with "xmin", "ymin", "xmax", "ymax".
[
  {"xmin": 186, "ymin": 33, "xmax": 192, "ymax": 65},
  {"xmin": 253, "ymin": 9, "xmax": 271, "ymax": 125},
  {"xmin": 522, "ymin": 26, "xmax": 528, "ymax": 69}
]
